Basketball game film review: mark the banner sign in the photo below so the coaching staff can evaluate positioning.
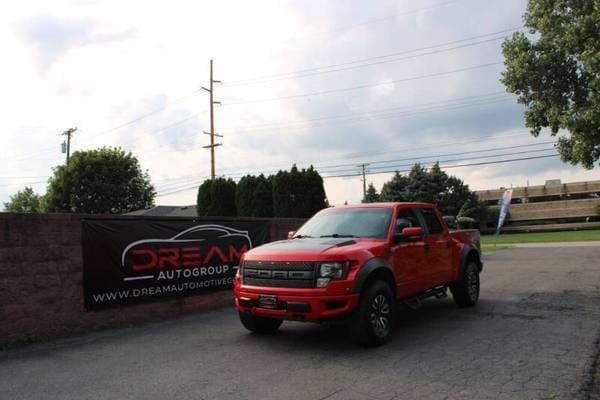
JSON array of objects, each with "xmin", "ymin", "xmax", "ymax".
[
  {"xmin": 82, "ymin": 219, "xmax": 270, "ymax": 310},
  {"xmin": 495, "ymin": 189, "xmax": 513, "ymax": 237}
]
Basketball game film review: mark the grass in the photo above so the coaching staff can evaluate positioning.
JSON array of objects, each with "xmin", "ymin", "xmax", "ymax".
[
  {"xmin": 481, "ymin": 229, "xmax": 600, "ymax": 245},
  {"xmin": 481, "ymin": 244, "xmax": 513, "ymax": 253}
]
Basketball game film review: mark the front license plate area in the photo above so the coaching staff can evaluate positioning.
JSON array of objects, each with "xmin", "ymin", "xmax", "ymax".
[{"xmin": 258, "ymin": 294, "xmax": 278, "ymax": 309}]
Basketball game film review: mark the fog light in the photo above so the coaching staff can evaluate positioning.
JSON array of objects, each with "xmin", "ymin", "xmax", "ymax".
[{"xmin": 316, "ymin": 278, "xmax": 330, "ymax": 288}]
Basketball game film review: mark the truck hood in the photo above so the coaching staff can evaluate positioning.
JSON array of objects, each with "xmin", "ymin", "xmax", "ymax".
[{"xmin": 244, "ymin": 237, "xmax": 385, "ymax": 262}]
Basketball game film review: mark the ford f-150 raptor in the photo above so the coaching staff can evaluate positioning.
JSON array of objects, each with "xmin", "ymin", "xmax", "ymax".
[{"xmin": 234, "ymin": 202, "xmax": 482, "ymax": 346}]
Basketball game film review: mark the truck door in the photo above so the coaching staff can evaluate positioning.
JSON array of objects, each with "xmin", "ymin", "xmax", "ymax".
[
  {"xmin": 416, "ymin": 207, "xmax": 454, "ymax": 287},
  {"xmin": 390, "ymin": 207, "xmax": 427, "ymax": 298}
]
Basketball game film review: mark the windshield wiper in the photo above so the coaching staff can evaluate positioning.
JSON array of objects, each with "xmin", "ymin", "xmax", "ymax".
[
  {"xmin": 320, "ymin": 234, "xmax": 357, "ymax": 238},
  {"xmin": 293, "ymin": 234, "xmax": 313, "ymax": 239}
]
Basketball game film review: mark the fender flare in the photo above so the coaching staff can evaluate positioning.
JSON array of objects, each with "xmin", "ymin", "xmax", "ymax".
[
  {"xmin": 458, "ymin": 245, "xmax": 483, "ymax": 279},
  {"xmin": 351, "ymin": 257, "xmax": 396, "ymax": 294}
]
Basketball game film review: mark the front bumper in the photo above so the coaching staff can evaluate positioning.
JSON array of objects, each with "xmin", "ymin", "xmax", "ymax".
[{"xmin": 234, "ymin": 289, "xmax": 359, "ymax": 321}]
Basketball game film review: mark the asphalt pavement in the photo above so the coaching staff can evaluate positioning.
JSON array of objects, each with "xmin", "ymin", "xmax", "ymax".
[{"xmin": 1, "ymin": 245, "xmax": 599, "ymax": 400}]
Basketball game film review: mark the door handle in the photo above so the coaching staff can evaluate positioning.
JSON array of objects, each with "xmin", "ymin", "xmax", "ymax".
[{"xmin": 424, "ymin": 244, "xmax": 431, "ymax": 252}]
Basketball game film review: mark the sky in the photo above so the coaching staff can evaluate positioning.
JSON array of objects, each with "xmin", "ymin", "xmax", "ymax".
[{"xmin": 1, "ymin": 0, "xmax": 599, "ymax": 209}]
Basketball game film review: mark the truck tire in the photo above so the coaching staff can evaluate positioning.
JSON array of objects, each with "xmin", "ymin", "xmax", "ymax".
[
  {"xmin": 238, "ymin": 312, "xmax": 283, "ymax": 334},
  {"xmin": 351, "ymin": 280, "xmax": 396, "ymax": 347},
  {"xmin": 450, "ymin": 261, "xmax": 480, "ymax": 308}
]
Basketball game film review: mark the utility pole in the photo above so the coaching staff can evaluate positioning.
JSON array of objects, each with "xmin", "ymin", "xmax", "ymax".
[
  {"xmin": 60, "ymin": 127, "xmax": 77, "ymax": 164},
  {"xmin": 358, "ymin": 163, "xmax": 369, "ymax": 202},
  {"xmin": 202, "ymin": 59, "xmax": 222, "ymax": 179}
]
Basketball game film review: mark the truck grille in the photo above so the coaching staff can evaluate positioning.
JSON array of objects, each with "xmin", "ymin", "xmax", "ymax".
[{"xmin": 242, "ymin": 260, "xmax": 316, "ymax": 288}]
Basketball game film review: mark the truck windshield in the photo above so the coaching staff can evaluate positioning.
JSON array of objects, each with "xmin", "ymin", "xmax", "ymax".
[{"xmin": 294, "ymin": 207, "xmax": 393, "ymax": 239}]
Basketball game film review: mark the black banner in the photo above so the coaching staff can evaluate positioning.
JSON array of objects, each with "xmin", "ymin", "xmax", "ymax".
[{"xmin": 82, "ymin": 219, "xmax": 270, "ymax": 310}]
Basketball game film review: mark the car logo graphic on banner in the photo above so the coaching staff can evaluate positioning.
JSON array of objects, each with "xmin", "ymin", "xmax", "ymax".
[
  {"xmin": 82, "ymin": 218, "xmax": 270, "ymax": 310},
  {"xmin": 121, "ymin": 224, "xmax": 252, "ymax": 281}
]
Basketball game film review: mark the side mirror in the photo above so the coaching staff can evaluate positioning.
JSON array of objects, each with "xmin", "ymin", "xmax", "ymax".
[
  {"xmin": 394, "ymin": 227, "xmax": 423, "ymax": 242},
  {"xmin": 403, "ymin": 227, "xmax": 423, "ymax": 237},
  {"xmin": 288, "ymin": 231, "xmax": 296, "ymax": 239}
]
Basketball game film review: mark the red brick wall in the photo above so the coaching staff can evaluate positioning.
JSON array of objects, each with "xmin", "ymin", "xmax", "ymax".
[{"xmin": 0, "ymin": 213, "xmax": 305, "ymax": 347}]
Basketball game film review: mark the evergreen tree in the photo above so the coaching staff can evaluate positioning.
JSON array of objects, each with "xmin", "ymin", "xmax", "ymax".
[
  {"xmin": 457, "ymin": 192, "xmax": 489, "ymax": 223},
  {"xmin": 438, "ymin": 176, "xmax": 472, "ymax": 217},
  {"xmin": 378, "ymin": 163, "xmax": 488, "ymax": 224},
  {"xmin": 364, "ymin": 183, "xmax": 380, "ymax": 203},
  {"xmin": 235, "ymin": 174, "xmax": 273, "ymax": 217},
  {"xmin": 253, "ymin": 174, "xmax": 274, "ymax": 217},
  {"xmin": 197, "ymin": 178, "xmax": 237, "ymax": 217},
  {"xmin": 272, "ymin": 165, "xmax": 327, "ymax": 218},
  {"xmin": 235, "ymin": 175, "xmax": 258, "ymax": 217},
  {"xmin": 380, "ymin": 172, "xmax": 409, "ymax": 202},
  {"xmin": 304, "ymin": 166, "xmax": 327, "ymax": 216}
]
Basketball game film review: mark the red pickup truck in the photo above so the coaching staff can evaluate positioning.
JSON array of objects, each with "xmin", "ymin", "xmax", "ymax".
[{"xmin": 234, "ymin": 202, "xmax": 482, "ymax": 346}]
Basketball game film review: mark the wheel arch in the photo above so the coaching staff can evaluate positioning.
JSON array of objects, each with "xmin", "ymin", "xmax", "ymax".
[
  {"xmin": 459, "ymin": 245, "xmax": 482, "ymax": 279},
  {"xmin": 351, "ymin": 257, "xmax": 396, "ymax": 296}
]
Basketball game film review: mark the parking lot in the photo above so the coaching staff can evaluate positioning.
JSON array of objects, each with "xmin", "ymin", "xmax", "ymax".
[{"xmin": 1, "ymin": 245, "xmax": 599, "ymax": 400}]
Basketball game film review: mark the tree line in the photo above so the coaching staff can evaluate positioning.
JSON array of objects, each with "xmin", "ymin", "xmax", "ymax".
[
  {"xmin": 4, "ymin": 148, "xmax": 490, "ymax": 227},
  {"xmin": 196, "ymin": 165, "xmax": 328, "ymax": 218},
  {"xmin": 363, "ymin": 163, "xmax": 490, "ymax": 225}
]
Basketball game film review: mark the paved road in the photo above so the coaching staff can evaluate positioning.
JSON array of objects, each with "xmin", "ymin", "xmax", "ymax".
[{"xmin": 1, "ymin": 246, "xmax": 599, "ymax": 400}]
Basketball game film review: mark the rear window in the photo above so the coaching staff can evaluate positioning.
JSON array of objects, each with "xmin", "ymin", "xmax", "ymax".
[{"xmin": 419, "ymin": 208, "xmax": 443, "ymax": 234}]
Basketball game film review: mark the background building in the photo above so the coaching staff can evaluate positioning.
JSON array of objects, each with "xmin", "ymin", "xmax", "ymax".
[{"xmin": 476, "ymin": 180, "xmax": 600, "ymax": 233}]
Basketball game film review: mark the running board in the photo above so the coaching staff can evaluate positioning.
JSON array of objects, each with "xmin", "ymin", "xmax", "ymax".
[{"xmin": 402, "ymin": 286, "xmax": 448, "ymax": 310}]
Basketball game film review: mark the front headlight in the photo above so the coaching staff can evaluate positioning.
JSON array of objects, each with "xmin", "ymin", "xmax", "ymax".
[{"xmin": 316, "ymin": 262, "xmax": 349, "ymax": 287}]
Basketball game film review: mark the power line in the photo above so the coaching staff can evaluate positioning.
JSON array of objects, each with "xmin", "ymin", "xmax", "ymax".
[
  {"xmin": 312, "ymin": 130, "xmax": 538, "ymax": 165},
  {"xmin": 218, "ymin": 92, "xmax": 513, "ymax": 134},
  {"xmin": 155, "ymin": 153, "xmax": 561, "ymax": 197},
  {"xmin": 152, "ymin": 129, "xmax": 540, "ymax": 188},
  {"xmin": 240, "ymin": 0, "xmax": 469, "ymax": 66},
  {"xmin": 135, "ymin": 91, "xmax": 517, "ymax": 155},
  {"xmin": 330, "ymin": 0, "xmax": 467, "ymax": 33},
  {"xmin": 24, "ymin": 91, "xmax": 500, "ymax": 161},
  {"xmin": 154, "ymin": 143, "xmax": 558, "ymax": 197},
  {"xmin": 322, "ymin": 154, "xmax": 560, "ymax": 179},
  {"xmin": 154, "ymin": 96, "xmax": 515, "ymax": 152},
  {"xmin": 15, "ymin": 88, "xmax": 511, "ymax": 164},
  {"xmin": 314, "ymin": 141, "xmax": 557, "ymax": 171},
  {"xmin": 10, "ymin": 60, "xmax": 506, "ymax": 161},
  {"xmin": 320, "ymin": 147, "xmax": 557, "ymax": 176},
  {"xmin": 86, "ymin": 89, "xmax": 204, "ymax": 141},
  {"xmin": 10, "ymin": 95, "xmax": 207, "ymax": 163},
  {"xmin": 224, "ymin": 27, "xmax": 522, "ymax": 87},
  {"xmin": 0, "ymin": 175, "xmax": 49, "ymax": 179},
  {"xmin": 0, "ymin": 180, "xmax": 48, "ymax": 188},
  {"xmin": 221, "ymin": 61, "xmax": 504, "ymax": 106}
]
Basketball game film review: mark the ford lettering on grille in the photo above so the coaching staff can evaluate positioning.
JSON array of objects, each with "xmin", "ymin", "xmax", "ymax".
[{"xmin": 242, "ymin": 261, "xmax": 315, "ymax": 288}]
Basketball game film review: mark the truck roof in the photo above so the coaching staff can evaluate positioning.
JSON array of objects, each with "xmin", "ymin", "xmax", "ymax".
[{"xmin": 333, "ymin": 202, "xmax": 436, "ymax": 209}]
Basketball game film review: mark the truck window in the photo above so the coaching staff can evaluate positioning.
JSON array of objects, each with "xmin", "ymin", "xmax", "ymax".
[
  {"xmin": 395, "ymin": 208, "xmax": 422, "ymax": 233},
  {"xmin": 419, "ymin": 208, "xmax": 443, "ymax": 234}
]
